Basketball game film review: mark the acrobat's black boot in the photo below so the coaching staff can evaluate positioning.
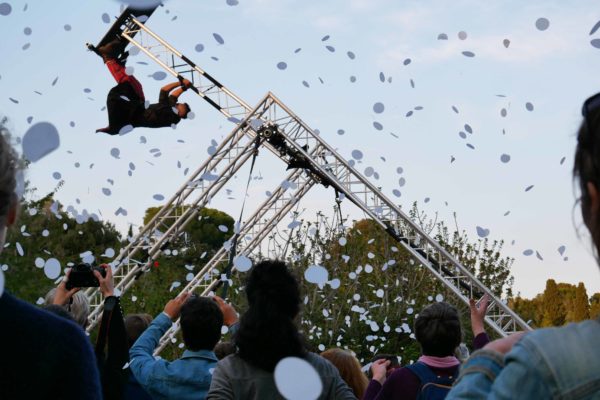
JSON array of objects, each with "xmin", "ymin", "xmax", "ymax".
[{"xmin": 97, "ymin": 39, "xmax": 124, "ymax": 62}]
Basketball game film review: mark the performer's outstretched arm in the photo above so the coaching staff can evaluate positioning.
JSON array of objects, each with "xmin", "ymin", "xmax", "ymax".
[{"xmin": 159, "ymin": 79, "xmax": 192, "ymax": 104}]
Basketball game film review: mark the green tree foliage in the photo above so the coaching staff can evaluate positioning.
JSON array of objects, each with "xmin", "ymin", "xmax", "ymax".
[
  {"xmin": 121, "ymin": 206, "xmax": 235, "ymax": 318},
  {"xmin": 222, "ymin": 203, "xmax": 515, "ymax": 363},
  {"xmin": 573, "ymin": 282, "xmax": 590, "ymax": 322},
  {"xmin": 3, "ymin": 194, "xmax": 121, "ymax": 303},
  {"xmin": 509, "ymin": 295, "xmax": 544, "ymax": 327},
  {"xmin": 513, "ymin": 280, "xmax": 597, "ymax": 327},
  {"xmin": 590, "ymin": 293, "xmax": 600, "ymax": 319},
  {"xmin": 542, "ymin": 279, "xmax": 565, "ymax": 327}
]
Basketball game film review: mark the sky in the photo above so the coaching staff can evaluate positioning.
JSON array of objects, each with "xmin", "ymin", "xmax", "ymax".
[{"xmin": 1, "ymin": 0, "xmax": 600, "ymax": 298}]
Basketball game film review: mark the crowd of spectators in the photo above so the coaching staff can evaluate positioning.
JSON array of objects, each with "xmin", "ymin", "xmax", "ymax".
[{"xmin": 2, "ymin": 92, "xmax": 600, "ymax": 399}]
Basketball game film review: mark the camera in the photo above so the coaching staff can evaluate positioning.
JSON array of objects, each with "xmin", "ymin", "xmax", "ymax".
[{"xmin": 66, "ymin": 263, "xmax": 107, "ymax": 289}]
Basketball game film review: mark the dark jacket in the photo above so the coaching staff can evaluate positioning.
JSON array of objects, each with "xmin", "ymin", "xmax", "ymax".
[{"xmin": 0, "ymin": 293, "xmax": 102, "ymax": 399}]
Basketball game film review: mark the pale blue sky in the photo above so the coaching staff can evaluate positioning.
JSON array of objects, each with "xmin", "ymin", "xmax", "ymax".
[{"xmin": 1, "ymin": 0, "xmax": 600, "ymax": 298}]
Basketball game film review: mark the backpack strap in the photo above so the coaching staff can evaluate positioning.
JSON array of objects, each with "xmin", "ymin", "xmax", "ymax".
[{"xmin": 406, "ymin": 362, "xmax": 455, "ymax": 387}]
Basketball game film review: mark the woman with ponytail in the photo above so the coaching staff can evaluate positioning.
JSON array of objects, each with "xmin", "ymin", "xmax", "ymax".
[{"xmin": 207, "ymin": 260, "xmax": 356, "ymax": 399}]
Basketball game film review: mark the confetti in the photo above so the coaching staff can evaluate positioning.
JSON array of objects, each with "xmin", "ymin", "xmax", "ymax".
[
  {"xmin": 458, "ymin": 31, "xmax": 467, "ymax": 40},
  {"xmin": 305, "ymin": 265, "xmax": 328, "ymax": 285},
  {"xmin": 476, "ymin": 226, "xmax": 490, "ymax": 238},
  {"xmin": 22, "ymin": 122, "xmax": 60, "ymax": 162},
  {"xmin": 213, "ymin": 33, "xmax": 225, "ymax": 45},
  {"xmin": 535, "ymin": 17, "xmax": 550, "ymax": 31},
  {"xmin": 351, "ymin": 149, "xmax": 363, "ymax": 160},
  {"xmin": 373, "ymin": 102, "xmax": 385, "ymax": 114},
  {"xmin": 500, "ymin": 154, "xmax": 511, "ymax": 163},
  {"xmin": 0, "ymin": 2, "xmax": 10, "ymax": 16},
  {"xmin": 44, "ymin": 258, "xmax": 61, "ymax": 279},
  {"xmin": 347, "ymin": 51, "xmax": 356, "ymax": 59},
  {"xmin": 274, "ymin": 357, "xmax": 322, "ymax": 400},
  {"xmin": 503, "ymin": 39, "xmax": 510, "ymax": 48},
  {"xmin": 462, "ymin": 51, "xmax": 475, "ymax": 57},
  {"xmin": 234, "ymin": 255, "xmax": 252, "ymax": 272},
  {"xmin": 525, "ymin": 102, "xmax": 534, "ymax": 111},
  {"xmin": 277, "ymin": 62, "xmax": 287, "ymax": 70},
  {"xmin": 195, "ymin": 43, "xmax": 204, "ymax": 52},
  {"xmin": 150, "ymin": 71, "xmax": 167, "ymax": 81}
]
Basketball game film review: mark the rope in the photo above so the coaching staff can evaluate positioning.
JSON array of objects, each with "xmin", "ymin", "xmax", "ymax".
[{"xmin": 220, "ymin": 136, "xmax": 261, "ymax": 298}]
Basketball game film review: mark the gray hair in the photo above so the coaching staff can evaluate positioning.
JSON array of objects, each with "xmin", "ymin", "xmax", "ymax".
[{"xmin": 45, "ymin": 289, "xmax": 90, "ymax": 328}]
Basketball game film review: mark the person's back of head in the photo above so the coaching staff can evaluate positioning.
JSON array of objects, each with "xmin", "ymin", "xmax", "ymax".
[
  {"xmin": 180, "ymin": 296, "xmax": 223, "ymax": 351},
  {"xmin": 214, "ymin": 341, "xmax": 236, "ymax": 360},
  {"xmin": 125, "ymin": 313, "xmax": 153, "ymax": 348},
  {"xmin": 44, "ymin": 289, "xmax": 90, "ymax": 328},
  {"xmin": 321, "ymin": 348, "xmax": 368, "ymax": 399},
  {"xmin": 44, "ymin": 304, "xmax": 76, "ymax": 323},
  {"xmin": 414, "ymin": 302, "xmax": 462, "ymax": 357},
  {"xmin": 235, "ymin": 259, "xmax": 305, "ymax": 372}
]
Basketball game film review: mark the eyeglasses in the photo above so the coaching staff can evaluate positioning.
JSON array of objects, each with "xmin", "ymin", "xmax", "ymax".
[{"xmin": 582, "ymin": 92, "xmax": 600, "ymax": 120}]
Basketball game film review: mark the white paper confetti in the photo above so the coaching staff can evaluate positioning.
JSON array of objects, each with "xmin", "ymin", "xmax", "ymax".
[
  {"xmin": 274, "ymin": 357, "xmax": 322, "ymax": 400},
  {"xmin": 22, "ymin": 122, "xmax": 60, "ymax": 162}
]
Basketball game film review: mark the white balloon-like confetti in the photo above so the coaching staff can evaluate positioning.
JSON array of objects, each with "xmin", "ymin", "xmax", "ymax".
[
  {"xmin": 274, "ymin": 357, "xmax": 323, "ymax": 400},
  {"xmin": 44, "ymin": 258, "xmax": 61, "ymax": 280},
  {"xmin": 305, "ymin": 265, "xmax": 328, "ymax": 285},
  {"xmin": 234, "ymin": 255, "xmax": 252, "ymax": 272},
  {"xmin": 22, "ymin": 122, "xmax": 60, "ymax": 162}
]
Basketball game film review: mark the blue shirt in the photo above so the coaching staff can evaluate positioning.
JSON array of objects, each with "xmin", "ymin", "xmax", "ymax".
[
  {"xmin": 129, "ymin": 312, "xmax": 218, "ymax": 400},
  {"xmin": 447, "ymin": 320, "xmax": 600, "ymax": 399}
]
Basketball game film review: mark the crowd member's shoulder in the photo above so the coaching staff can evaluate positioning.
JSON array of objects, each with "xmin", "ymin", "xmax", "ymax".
[
  {"xmin": 0, "ymin": 293, "xmax": 101, "ymax": 399},
  {"xmin": 521, "ymin": 320, "xmax": 600, "ymax": 348},
  {"xmin": 500, "ymin": 321, "xmax": 600, "ymax": 398}
]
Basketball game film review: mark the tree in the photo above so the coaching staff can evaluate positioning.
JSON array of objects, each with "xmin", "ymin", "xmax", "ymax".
[
  {"xmin": 223, "ymin": 202, "xmax": 516, "ymax": 363},
  {"xmin": 120, "ymin": 206, "xmax": 234, "ymax": 319},
  {"xmin": 572, "ymin": 282, "xmax": 590, "ymax": 322},
  {"xmin": 509, "ymin": 294, "xmax": 544, "ymax": 328},
  {"xmin": 542, "ymin": 279, "xmax": 565, "ymax": 327},
  {"xmin": 590, "ymin": 293, "xmax": 600, "ymax": 319},
  {"xmin": 4, "ymin": 194, "xmax": 121, "ymax": 303}
]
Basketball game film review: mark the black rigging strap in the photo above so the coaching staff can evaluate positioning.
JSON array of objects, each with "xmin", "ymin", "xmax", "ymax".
[{"xmin": 219, "ymin": 136, "xmax": 261, "ymax": 298}]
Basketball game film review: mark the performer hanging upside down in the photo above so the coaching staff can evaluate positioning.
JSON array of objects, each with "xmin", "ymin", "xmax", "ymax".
[{"xmin": 93, "ymin": 39, "xmax": 193, "ymax": 135}]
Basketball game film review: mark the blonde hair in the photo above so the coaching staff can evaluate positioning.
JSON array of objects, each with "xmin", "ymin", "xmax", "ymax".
[
  {"xmin": 321, "ymin": 348, "xmax": 369, "ymax": 399},
  {"xmin": 45, "ymin": 289, "xmax": 90, "ymax": 328}
]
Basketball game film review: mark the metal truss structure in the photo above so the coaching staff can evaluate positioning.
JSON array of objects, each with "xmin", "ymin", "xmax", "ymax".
[{"xmin": 85, "ymin": 10, "xmax": 531, "ymax": 342}]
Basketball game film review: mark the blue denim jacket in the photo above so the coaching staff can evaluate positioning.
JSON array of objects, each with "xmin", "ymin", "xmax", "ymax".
[
  {"xmin": 447, "ymin": 320, "xmax": 600, "ymax": 399},
  {"xmin": 129, "ymin": 312, "xmax": 218, "ymax": 400}
]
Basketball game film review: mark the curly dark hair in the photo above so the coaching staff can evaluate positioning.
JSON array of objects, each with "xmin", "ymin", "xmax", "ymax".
[
  {"xmin": 414, "ymin": 302, "xmax": 462, "ymax": 357},
  {"xmin": 180, "ymin": 296, "xmax": 224, "ymax": 351},
  {"xmin": 0, "ymin": 124, "xmax": 17, "ymax": 225},
  {"xmin": 574, "ymin": 105, "xmax": 600, "ymax": 257},
  {"xmin": 234, "ymin": 259, "xmax": 306, "ymax": 372}
]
